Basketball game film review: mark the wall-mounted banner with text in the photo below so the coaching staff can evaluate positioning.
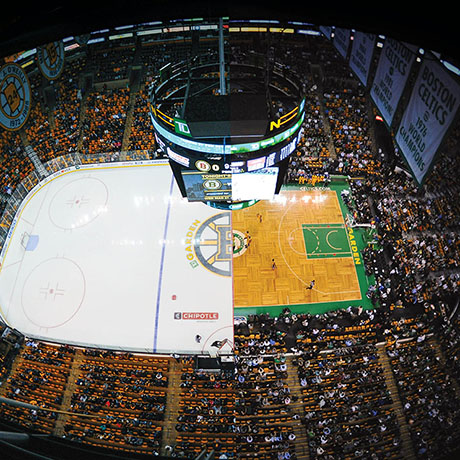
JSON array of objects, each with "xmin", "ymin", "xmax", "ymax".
[
  {"xmin": 332, "ymin": 28, "xmax": 351, "ymax": 60},
  {"xmin": 370, "ymin": 39, "xmax": 418, "ymax": 127},
  {"xmin": 319, "ymin": 26, "xmax": 332, "ymax": 40},
  {"xmin": 349, "ymin": 31, "xmax": 376, "ymax": 87},
  {"xmin": 395, "ymin": 53, "xmax": 460, "ymax": 185}
]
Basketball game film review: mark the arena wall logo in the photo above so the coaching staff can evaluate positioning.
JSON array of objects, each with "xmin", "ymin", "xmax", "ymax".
[{"xmin": 0, "ymin": 63, "xmax": 31, "ymax": 131}]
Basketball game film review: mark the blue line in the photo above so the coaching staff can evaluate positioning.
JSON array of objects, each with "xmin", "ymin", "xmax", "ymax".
[{"xmin": 153, "ymin": 175, "xmax": 175, "ymax": 352}]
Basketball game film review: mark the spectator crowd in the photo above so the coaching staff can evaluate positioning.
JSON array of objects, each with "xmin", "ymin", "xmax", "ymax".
[{"xmin": 0, "ymin": 27, "xmax": 459, "ymax": 460}]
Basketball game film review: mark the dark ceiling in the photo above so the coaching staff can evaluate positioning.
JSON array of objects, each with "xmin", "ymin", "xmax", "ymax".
[{"xmin": 1, "ymin": 1, "xmax": 459, "ymax": 67}]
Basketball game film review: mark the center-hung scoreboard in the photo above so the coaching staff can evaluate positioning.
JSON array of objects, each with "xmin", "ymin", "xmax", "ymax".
[{"xmin": 149, "ymin": 50, "xmax": 306, "ymax": 207}]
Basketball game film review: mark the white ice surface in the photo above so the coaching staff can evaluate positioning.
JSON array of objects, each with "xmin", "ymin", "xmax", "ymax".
[{"xmin": 0, "ymin": 162, "xmax": 233, "ymax": 354}]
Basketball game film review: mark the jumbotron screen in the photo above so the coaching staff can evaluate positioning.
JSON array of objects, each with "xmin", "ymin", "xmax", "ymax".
[
  {"xmin": 231, "ymin": 167, "xmax": 279, "ymax": 201},
  {"xmin": 181, "ymin": 171, "xmax": 232, "ymax": 201},
  {"xmin": 181, "ymin": 167, "xmax": 279, "ymax": 202}
]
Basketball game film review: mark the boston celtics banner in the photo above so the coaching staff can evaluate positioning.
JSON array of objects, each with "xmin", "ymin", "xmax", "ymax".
[
  {"xmin": 370, "ymin": 38, "xmax": 417, "ymax": 127},
  {"xmin": 332, "ymin": 28, "xmax": 351, "ymax": 59},
  {"xmin": 395, "ymin": 53, "xmax": 460, "ymax": 185},
  {"xmin": 319, "ymin": 26, "xmax": 332, "ymax": 40},
  {"xmin": 349, "ymin": 31, "xmax": 376, "ymax": 87}
]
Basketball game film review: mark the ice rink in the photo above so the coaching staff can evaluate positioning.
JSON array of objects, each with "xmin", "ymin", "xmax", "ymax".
[{"xmin": 0, "ymin": 161, "xmax": 234, "ymax": 355}]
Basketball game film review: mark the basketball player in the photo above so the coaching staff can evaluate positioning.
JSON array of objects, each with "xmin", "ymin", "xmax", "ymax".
[
  {"xmin": 245, "ymin": 231, "xmax": 252, "ymax": 248},
  {"xmin": 306, "ymin": 280, "xmax": 315, "ymax": 290}
]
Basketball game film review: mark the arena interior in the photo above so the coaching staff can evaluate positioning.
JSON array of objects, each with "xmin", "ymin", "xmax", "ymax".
[{"xmin": 0, "ymin": 3, "xmax": 459, "ymax": 460}]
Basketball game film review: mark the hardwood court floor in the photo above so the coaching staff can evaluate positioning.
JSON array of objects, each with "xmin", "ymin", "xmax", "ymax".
[{"xmin": 232, "ymin": 189, "xmax": 362, "ymax": 308}]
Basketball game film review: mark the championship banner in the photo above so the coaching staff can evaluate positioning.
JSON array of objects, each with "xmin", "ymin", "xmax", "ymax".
[
  {"xmin": 349, "ymin": 31, "xmax": 376, "ymax": 87},
  {"xmin": 319, "ymin": 26, "xmax": 332, "ymax": 40},
  {"xmin": 395, "ymin": 52, "xmax": 460, "ymax": 185},
  {"xmin": 332, "ymin": 27, "xmax": 351, "ymax": 59},
  {"xmin": 370, "ymin": 38, "xmax": 417, "ymax": 126},
  {"xmin": 0, "ymin": 63, "xmax": 31, "ymax": 131},
  {"xmin": 36, "ymin": 41, "xmax": 65, "ymax": 80},
  {"xmin": 75, "ymin": 34, "xmax": 91, "ymax": 45}
]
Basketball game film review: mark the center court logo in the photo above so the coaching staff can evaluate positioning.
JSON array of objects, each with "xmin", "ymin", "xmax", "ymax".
[
  {"xmin": 185, "ymin": 212, "xmax": 232, "ymax": 277},
  {"xmin": 232, "ymin": 230, "xmax": 248, "ymax": 258}
]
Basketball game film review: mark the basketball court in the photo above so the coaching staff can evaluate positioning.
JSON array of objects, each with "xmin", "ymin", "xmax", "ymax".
[
  {"xmin": 232, "ymin": 187, "xmax": 370, "ymax": 315},
  {"xmin": 0, "ymin": 161, "xmax": 373, "ymax": 354}
]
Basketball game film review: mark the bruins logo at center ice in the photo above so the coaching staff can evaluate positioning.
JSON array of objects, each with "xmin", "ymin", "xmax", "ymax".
[{"xmin": 191, "ymin": 213, "xmax": 232, "ymax": 277}]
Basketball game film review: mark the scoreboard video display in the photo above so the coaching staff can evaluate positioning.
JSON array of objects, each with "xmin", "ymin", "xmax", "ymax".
[
  {"xmin": 231, "ymin": 167, "xmax": 279, "ymax": 201},
  {"xmin": 156, "ymin": 122, "xmax": 302, "ymax": 204},
  {"xmin": 149, "ymin": 54, "xmax": 306, "ymax": 204},
  {"xmin": 182, "ymin": 171, "xmax": 232, "ymax": 201},
  {"xmin": 181, "ymin": 167, "xmax": 280, "ymax": 202}
]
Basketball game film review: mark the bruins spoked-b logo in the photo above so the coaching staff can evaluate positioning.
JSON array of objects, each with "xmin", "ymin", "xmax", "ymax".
[
  {"xmin": 0, "ymin": 63, "xmax": 31, "ymax": 131},
  {"xmin": 37, "ymin": 41, "xmax": 65, "ymax": 80},
  {"xmin": 190, "ymin": 213, "xmax": 232, "ymax": 277}
]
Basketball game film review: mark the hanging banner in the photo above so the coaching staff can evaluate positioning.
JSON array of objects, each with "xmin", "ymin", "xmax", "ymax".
[
  {"xmin": 36, "ymin": 41, "xmax": 65, "ymax": 80},
  {"xmin": 0, "ymin": 63, "xmax": 31, "ymax": 131},
  {"xmin": 395, "ymin": 52, "xmax": 460, "ymax": 185},
  {"xmin": 349, "ymin": 31, "xmax": 376, "ymax": 87},
  {"xmin": 75, "ymin": 34, "xmax": 91, "ymax": 45},
  {"xmin": 319, "ymin": 26, "xmax": 332, "ymax": 40},
  {"xmin": 370, "ymin": 38, "xmax": 418, "ymax": 127},
  {"xmin": 332, "ymin": 27, "xmax": 351, "ymax": 59}
]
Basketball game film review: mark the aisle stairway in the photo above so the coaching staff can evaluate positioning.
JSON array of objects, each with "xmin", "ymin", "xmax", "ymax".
[
  {"xmin": 24, "ymin": 145, "xmax": 48, "ymax": 179},
  {"xmin": 285, "ymin": 356, "xmax": 310, "ymax": 460},
  {"xmin": 52, "ymin": 349, "xmax": 85, "ymax": 437},
  {"xmin": 76, "ymin": 92, "xmax": 89, "ymax": 153},
  {"xmin": 376, "ymin": 343, "xmax": 416, "ymax": 460},
  {"xmin": 160, "ymin": 358, "xmax": 183, "ymax": 455},
  {"xmin": 121, "ymin": 86, "xmax": 140, "ymax": 151},
  {"xmin": 310, "ymin": 65, "xmax": 336, "ymax": 159},
  {"xmin": 18, "ymin": 129, "xmax": 47, "ymax": 178},
  {"xmin": 0, "ymin": 349, "xmax": 24, "ymax": 397},
  {"xmin": 429, "ymin": 336, "xmax": 460, "ymax": 397}
]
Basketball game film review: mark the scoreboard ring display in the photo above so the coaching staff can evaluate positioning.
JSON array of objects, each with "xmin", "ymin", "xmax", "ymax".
[{"xmin": 149, "ymin": 54, "xmax": 306, "ymax": 203}]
